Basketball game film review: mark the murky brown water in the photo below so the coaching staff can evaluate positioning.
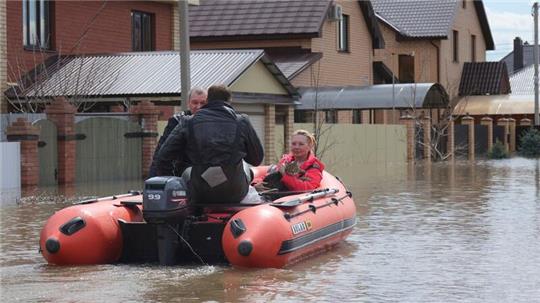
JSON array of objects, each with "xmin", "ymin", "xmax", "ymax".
[{"xmin": 1, "ymin": 158, "xmax": 540, "ymax": 302}]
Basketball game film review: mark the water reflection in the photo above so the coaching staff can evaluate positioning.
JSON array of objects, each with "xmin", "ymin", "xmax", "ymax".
[{"xmin": 1, "ymin": 159, "xmax": 540, "ymax": 302}]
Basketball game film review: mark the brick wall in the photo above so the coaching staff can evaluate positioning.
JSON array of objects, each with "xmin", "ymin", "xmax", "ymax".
[
  {"xmin": 6, "ymin": 1, "xmax": 173, "ymax": 82},
  {"xmin": 293, "ymin": 0, "xmax": 373, "ymax": 87},
  {"xmin": 337, "ymin": 110, "xmax": 353, "ymax": 124},
  {"xmin": 0, "ymin": 0, "xmax": 7, "ymax": 113},
  {"xmin": 373, "ymin": 23, "xmax": 439, "ymax": 84},
  {"xmin": 440, "ymin": 0, "xmax": 487, "ymax": 100}
]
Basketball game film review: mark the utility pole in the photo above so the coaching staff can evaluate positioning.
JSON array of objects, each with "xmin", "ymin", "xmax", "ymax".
[
  {"xmin": 179, "ymin": 0, "xmax": 191, "ymax": 112},
  {"xmin": 534, "ymin": 2, "xmax": 539, "ymax": 125}
]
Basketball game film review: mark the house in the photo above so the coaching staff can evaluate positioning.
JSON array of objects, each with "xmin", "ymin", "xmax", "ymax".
[
  {"xmin": 501, "ymin": 37, "xmax": 538, "ymax": 75},
  {"xmin": 371, "ymin": 0, "xmax": 495, "ymax": 122},
  {"xmin": 189, "ymin": 0, "xmax": 390, "ymax": 124},
  {"xmin": 1, "ymin": 0, "xmax": 295, "ymax": 185}
]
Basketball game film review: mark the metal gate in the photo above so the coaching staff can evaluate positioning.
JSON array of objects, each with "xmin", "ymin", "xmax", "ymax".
[
  {"xmin": 493, "ymin": 125, "xmax": 505, "ymax": 145},
  {"xmin": 76, "ymin": 117, "xmax": 142, "ymax": 182},
  {"xmin": 415, "ymin": 125, "xmax": 424, "ymax": 159},
  {"xmin": 454, "ymin": 124, "xmax": 469, "ymax": 158},
  {"xmin": 474, "ymin": 124, "xmax": 488, "ymax": 156},
  {"xmin": 35, "ymin": 119, "xmax": 58, "ymax": 186}
]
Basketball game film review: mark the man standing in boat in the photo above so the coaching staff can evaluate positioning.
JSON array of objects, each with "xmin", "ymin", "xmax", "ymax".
[
  {"xmin": 148, "ymin": 87, "xmax": 207, "ymax": 177},
  {"xmin": 155, "ymin": 84, "xmax": 264, "ymax": 204}
]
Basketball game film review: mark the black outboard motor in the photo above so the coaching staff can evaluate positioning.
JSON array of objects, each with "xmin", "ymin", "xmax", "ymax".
[
  {"xmin": 143, "ymin": 176, "xmax": 190, "ymax": 223},
  {"xmin": 143, "ymin": 176, "xmax": 191, "ymax": 265}
]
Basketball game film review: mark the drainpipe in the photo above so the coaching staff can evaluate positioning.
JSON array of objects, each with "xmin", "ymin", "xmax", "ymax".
[{"xmin": 430, "ymin": 40, "xmax": 440, "ymax": 83}]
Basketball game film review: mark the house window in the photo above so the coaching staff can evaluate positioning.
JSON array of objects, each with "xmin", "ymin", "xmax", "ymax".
[
  {"xmin": 294, "ymin": 110, "xmax": 314, "ymax": 123},
  {"xmin": 22, "ymin": 0, "xmax": 51, "ymax": 49},
  {"xmin": 338, "ymin": 14, "xmax": 349, "ymax": 52},
  {"xmin": 471, "ymin": 34, "xmax": 476, "ymax": 62},
  {"xmin": 399, "ymin": 54, "xmax": 415, "ymax": 83},
  {"xmin": 132, "ymin": 11, "xmax": 154, "ymax": 51},
  {"xmin": 453, "ymin": 30, "xmax": 459, "ymax": 62}
]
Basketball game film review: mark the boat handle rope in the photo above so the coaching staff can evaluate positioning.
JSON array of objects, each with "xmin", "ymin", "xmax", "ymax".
[
  {"xmin": 283, "ymin": 191, "xmax": 353, "ymax": 221},
  {"xmin": 75, "ymin": 190, "xmax": 142, "ymax": 205},
  {"xmin": 166, "ymin": 223, "xmax": 208, "ymax": 266}
]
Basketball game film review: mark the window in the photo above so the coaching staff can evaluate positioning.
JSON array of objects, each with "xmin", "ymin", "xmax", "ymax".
[
  {"xmin": 132, "ymin": 11, "xmax": 154, "ymax": 51},
  {"xmin": 398, "ymin": 54, "xmax": 415, "ymax": 83},
  {"xmin": 462, "ymin": 0, "xmax": 466, "ymax": 9},
  {"xmin": 471, "ymin": 34, "xmax": 476, "ymax": 62},
  {"xmin": 22, "ymin": 0, "xmax": 51, "ymax": 49},
  {"xmin": 453, "ymin": 30, "xmax": 459, "ymax": 62},
  {"xmin": 337, "ymin": 14, "xmax": 349, "ymax": 52},
  {"xmin": 294, "ymin": 110, "xmax": 314, "ymax": 123}
]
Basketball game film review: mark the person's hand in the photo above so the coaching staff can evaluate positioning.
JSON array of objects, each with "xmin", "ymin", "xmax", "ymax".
[{"xmin": 254, "ymin": 182, "xmax": 271, "ymax": 192}]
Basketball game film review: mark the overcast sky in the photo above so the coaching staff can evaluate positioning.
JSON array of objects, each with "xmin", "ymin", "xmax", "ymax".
[{"xmin": 484, "ymin": 0, "xmax": 535, "ymax": 61}]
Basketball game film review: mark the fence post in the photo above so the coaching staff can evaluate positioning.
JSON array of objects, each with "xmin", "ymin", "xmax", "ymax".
[
  {"xmin": 6, "ymin": 118, "xmax": 40, "ymax": 186},
  {"xmin": 497, "ymin": 118, "xmax": 510, "ymax": 152},
  {"xmin": 507, "ymin": 118, "xmax": 516, "ymax": 152},
  {"xmin": 45, "ymin": 97, "xmax": 77, "ymax": 184},
  {"xmin": 130, "ymin": 101, "xmax": 160, "ymax": 178},
  {"xmin": 447, "ymin": 117, "xmax": 455, "ymax": 161},
  {"xmin": 462, "ymin": 116, "xmax": 475, "ymax": 161},
  {"xmin": 400, "ymin": 114, "xmax": 415, "ymax": 162},
  {"xmin": 520, "ymin": 118, "xmax": 532, "ymax": 126},
  {"xmin": 480, "ymin": 116, "xmax": 493, "ymax": 151},
  {"xmin": 422, "ymin": 117, "xmax": 431, "ymax": 161}
]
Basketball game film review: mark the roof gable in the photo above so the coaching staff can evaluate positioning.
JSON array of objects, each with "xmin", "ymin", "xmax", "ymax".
[
  {"xmin": 459, "ymin": 62, "xmax": 510, "ymax": 96},
  {"xmin": 371, "ymin": 0, "xmax": 494, "ymax": 49},
  {"xmin": 189, "ymin": 0, "xmax": 384, "ymax": 49},
  {"xmin": 189, "ymin": 0, "xmax": 332, "ymax": 41}
]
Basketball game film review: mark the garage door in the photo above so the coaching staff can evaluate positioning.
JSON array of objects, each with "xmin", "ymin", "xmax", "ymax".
[{"xmin": 246, "ymin": 114, "xmax": 265, "ymax": 145}]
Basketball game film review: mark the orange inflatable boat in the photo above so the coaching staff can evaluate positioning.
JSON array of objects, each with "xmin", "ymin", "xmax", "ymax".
[{"xmin": 39, "ymin": 167, "xmax": 356, "ymax": 268}]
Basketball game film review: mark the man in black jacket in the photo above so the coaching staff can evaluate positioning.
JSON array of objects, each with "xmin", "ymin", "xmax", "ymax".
[
  {"xmin": 148, "ymin": 87, "xmax": 207, "ymax": 177},
  {"xmin": 155, "ymin": 85, "xmax": 264, "ymax": 204}
]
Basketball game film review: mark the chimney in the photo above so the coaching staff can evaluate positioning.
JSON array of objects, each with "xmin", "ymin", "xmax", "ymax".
[{"xmin": 513, "ymin": 37, "xmax": 524, "ymax": 72}]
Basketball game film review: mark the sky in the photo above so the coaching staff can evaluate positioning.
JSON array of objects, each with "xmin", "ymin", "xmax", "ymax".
[{"xmin": 484, "ymin": 0, "xmax": 536, "ymax": 61}]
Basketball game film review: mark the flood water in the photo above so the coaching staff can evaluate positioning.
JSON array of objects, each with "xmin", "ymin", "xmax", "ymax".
[{"xmin": 1, "ymin": 158, "xmax": 540, "ymax": 302}]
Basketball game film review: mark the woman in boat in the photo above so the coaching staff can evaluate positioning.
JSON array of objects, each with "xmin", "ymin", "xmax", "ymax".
[{"xmin": 273, "ymin": 129, "xmax": 325, "ymax": 191}]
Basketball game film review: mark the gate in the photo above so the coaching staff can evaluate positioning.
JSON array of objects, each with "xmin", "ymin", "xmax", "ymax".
[
  {"xmin": 454, "ymin": 124, "xmax": 469, "ymax": 158},
  {"xmin": 493, "ymin": 125, "xmax": 505, "ymax": 145},
  {"xmin": 474, "ymin": 124, "xmax": 488, "ymax": 156},
  {"xmin": 35, "ymin": 119, "xmax": 58, "ymax": 185},
  {"xmin": 76, "ymin": 117, "xmax": 142, "ymax": 182},
  {"xmin": 415, "ymin": 125, "xmax": 424, "ymax": 159}
]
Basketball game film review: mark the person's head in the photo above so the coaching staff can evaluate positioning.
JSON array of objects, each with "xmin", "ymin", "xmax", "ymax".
[
  {"xmin": 207, "ymin": 84, "xmax": 232, "ymax": 103},
  {"xmin": 188, "ymin": 87, "xmax": 207, "ymax": 114},
  {"xmin": 290, "ymin": 129, "xmax": 316, "ymax": 161}
]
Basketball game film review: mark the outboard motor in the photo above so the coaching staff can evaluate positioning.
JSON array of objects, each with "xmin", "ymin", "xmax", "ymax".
[
  {"xmin": 143, "ymin": 176, "xmax": 191, "ymax": 265},
  {"xmin": 143, "ymin": 176, "xmax": 190, "ymax": 223}
]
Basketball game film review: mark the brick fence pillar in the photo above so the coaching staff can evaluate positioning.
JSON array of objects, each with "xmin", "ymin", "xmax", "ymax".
[
  {"xmin": 422, "ymin": 117, "xmax": 431, "ymax": 161},
  {"xmin": 130, "ymin": 101, "xmax": 160, "ymax": 178},
  {"xmin": 462, "ymin": 116, "xmax": 475, "ymax": 161},
  {"xmin": 507, "ymin": 118, "xmax": 516, "ymax": 152},
  {"xmin": 6, "ymin": 118, "xmax": 40, "ymax": 186},
  {"xmin": 45, "ymin": 97, "xmax": 77, "ymax": 184},
  {"xmin": 400, "ymin": 114, "xmax": 415, "ymax": 162},
  {"xmin": 497, "ymin": 118, "xmax": 510, "ymax": 152},
  {"xmin": 284, "ymin": 105, "xmax": 294, "ymax": 155},
  {"xmin": 264, "ymin": 104, "xmax": 276, "ymax": 165},
  {"xmin": 480, "ymin": 116, "xmax": 493, "ymax": 151},
  {"xmin": 447, "ymin": 118, "xmax": 455, "ymax": 161},
  {"xmin": 520, "ymin": 118, "xmax": 532, "ymax": 126}
]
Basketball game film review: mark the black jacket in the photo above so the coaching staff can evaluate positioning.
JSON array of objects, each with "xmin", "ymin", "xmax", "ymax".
[
  {"xmin": 155, "ymin": 101, "xmax": 264, "ymax": 203},
  {"xmin": 148, "ymin": 110, "xmax": 192, "ymax": 177}
]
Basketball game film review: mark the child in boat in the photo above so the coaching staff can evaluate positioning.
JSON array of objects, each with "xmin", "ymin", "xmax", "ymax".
[{"xmin": 265, "ymin": 129, "xmax": 325, "ymax": 191}]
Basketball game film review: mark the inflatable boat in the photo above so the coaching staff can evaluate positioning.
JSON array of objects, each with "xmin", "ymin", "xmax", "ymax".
[{"xmin": 39, "ymin": 167, "xmax": 356, "ymax": 268}]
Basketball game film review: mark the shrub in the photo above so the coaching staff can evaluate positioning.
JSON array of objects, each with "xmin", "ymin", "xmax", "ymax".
[
  {"xmin": 519, "ymin": 128, "xmax": 540, "ymax": 158},
  {"xmin": 488, "ymin": 140, "xmax": 508, "ymax": 159}
]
